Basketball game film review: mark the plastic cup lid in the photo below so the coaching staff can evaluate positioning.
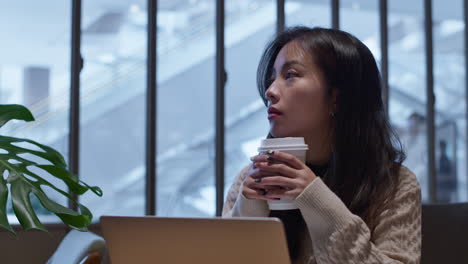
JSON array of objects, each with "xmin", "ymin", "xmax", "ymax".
[
  {"xmin": 258, "ymin": 146, "xmax": 308, "ymax": 151},
  {"xmin": 258, "ymin": 137, "xmax": 308, "ymax": 150}
]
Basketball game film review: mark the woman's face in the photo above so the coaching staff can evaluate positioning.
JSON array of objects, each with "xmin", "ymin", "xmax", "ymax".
[{"xmin": 266, "ymin": 41, "xmax": 333, "ymax": 139}]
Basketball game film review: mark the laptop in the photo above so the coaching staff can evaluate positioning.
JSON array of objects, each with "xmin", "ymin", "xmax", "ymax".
[{"xmin": 100, "ymin": 216, "xmax": 291, "ymax": 264}]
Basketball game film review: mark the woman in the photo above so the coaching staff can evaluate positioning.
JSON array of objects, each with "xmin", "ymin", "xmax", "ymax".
[{"xmin": 222, "ymin": 27, "xmax": 421, "ymax": 264}]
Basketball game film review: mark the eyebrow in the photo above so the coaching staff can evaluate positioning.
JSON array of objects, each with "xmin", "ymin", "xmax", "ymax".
[{"xmin": 271, "ymin": 60, "xmax": 306, "ymax": 77}]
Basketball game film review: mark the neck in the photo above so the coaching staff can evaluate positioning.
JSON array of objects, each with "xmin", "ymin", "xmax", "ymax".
[{"xmin": 304, "ymin": 131, "xmax": 333, "ymax": 166}]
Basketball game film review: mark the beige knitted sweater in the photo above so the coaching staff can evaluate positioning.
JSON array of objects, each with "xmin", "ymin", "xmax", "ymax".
[{"xmin": 222, "ymin": 165, "xmax": 422, "ymax": 264}]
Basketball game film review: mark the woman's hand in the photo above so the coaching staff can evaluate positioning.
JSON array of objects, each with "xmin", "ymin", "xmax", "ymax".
[
  {"xmin": 250, "ymin": 151, "xmax": 317, "ymax": 200},
  {"xmin": 241, "ymin": 161, "xmax": 282, "ymax": 201}
]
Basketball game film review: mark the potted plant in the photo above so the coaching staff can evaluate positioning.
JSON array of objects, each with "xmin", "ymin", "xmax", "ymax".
[{"xmin": 0, "ymin": 104, "xmax": 102, "ymax": 235}]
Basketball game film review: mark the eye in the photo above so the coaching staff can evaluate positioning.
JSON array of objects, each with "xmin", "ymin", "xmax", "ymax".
[{"xmin": 285, "ymin": 71, "xmax": 298, "ymax": 79}]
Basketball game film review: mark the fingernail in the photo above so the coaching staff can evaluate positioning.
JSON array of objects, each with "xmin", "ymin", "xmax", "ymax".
[{"xmin": 254, "ymin": 178, "xmax": 262, "ymax": 183}]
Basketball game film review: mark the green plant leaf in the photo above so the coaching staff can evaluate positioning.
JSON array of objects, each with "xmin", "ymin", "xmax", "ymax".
[
  {"xmin": 0, "ymin": 135, "xmax": 67, "ymax": 168},
  {"xmin": 3, "ymin": 158, "xmax": 101, "ymax": 231},
  {"xmin": 55, "ymin": 204, "xmax": 93, "ymax": 232},
  {"xmin": 0, "ymin": 107, "xmax": 102, "ymax": 232},
  {"xmin": 0, "ymin": 104, "xmax": 34, "ymax": 129},
  {"xmin": 0, "ymin": 169, "xmax": 14, "ymax": 235},
  {"xmin": 10, "ymin": 175, "xmax": 47, "ymax": 232},
  {"xmin": 36, "ymin": 165, "xmax": 102, "ymax": 197},
  {"xmin": 31, "ymin": 183, "xmax": 92, "ymax": 230}
]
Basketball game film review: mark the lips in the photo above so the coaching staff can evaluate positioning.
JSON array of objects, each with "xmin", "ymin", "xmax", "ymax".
[{"xmin": 268, "ymin": 106, "xmax": 282, "ymax": 120}]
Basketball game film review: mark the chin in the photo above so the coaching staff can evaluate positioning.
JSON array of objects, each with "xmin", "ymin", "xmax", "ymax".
[
  {"xmin": 270, "ymin": 124, "xmax": 307, "ymax": 139},
  {"xmin": 270, "ymin": 127, "xmax": 295, "ymax": 138}
]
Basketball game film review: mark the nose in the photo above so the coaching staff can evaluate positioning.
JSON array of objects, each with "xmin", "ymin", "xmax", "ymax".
[{"xmin": 265, "ymin": 84, "xmax": 279, "ymax": 105}]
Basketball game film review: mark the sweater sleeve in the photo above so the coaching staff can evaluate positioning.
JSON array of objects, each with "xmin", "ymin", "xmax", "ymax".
[
  {"xmin": 222, "ymin": 165, "xmax": 270, "ymax": 217},
  {"xmin": 295, "ymin": 167, "xmax": 421, "ymax": 264}
]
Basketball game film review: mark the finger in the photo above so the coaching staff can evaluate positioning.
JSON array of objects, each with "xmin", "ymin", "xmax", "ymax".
[
  {"xmin": 263, "ymin": 188, "xmax": 286, "ymax": 197},
  {"xmin": 242, "ymin": 186, "xmax": 277, "ymax": 201},
  {"xmin": 266, "ymin": 151, "xmax": 305, "ymax": 170},
  {"xmin": 249, "ymin": 167, "xmax": 277, "ymax": 179},
  {"xmin": 263, "ymin": 185, "xmax": 283, "ymax": 191},
  {"xmin": 265, "ymin": 189, "xmax": 299, "ymax": 200},
  {"xmin": 245, "ymin": 176, "xmax": 280, "ymax": 191},
  {"xmin": 256, "ymin": 176, "xmax": 296, "ymax": 189},
  {"xmin": 249, "ymin": 154, "xmax": 269, "ymax": 163},
  {"xmin": 254, "ymin": 162, "xmax": 297, "ymax": 178}
]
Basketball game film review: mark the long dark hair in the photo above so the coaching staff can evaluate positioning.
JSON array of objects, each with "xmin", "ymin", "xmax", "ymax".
[{"xmin": 258, "ymin": 27, "xmax": 405, "ymax": 230}]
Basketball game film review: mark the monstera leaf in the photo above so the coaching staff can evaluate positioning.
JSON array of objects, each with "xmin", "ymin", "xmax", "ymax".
[{"xmin": 0, "ymin": 104, "xmax": 102, "ymax": 235}]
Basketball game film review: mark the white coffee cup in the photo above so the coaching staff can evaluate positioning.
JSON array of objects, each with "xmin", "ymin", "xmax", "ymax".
[{"xmin": 257, "ymin": 137, "xmax": 308, "ymax": 210}]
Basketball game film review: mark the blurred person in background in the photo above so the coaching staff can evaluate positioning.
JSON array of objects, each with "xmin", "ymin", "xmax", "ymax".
[
  {"xmin": 437, "ymin": 139, "xmax": 456, "ymax": 203},
  {"xmin": 399, "ymin": 112, "xmax": 428, "ymax": 202}
]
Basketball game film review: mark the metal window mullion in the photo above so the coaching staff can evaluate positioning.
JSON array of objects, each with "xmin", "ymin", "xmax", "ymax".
[
  {"xmin": 146, "ymin": 0, "xmax": 157, "ymax": 216},
  {"xmin": 69, "ymin": 0, "xmax": 81, "ymax": 211},
  {"xmin": 424, "ymin": 0, "xmax": 436, "ymax": 202},
  {"xmin": 379, "ymin": 0, "xmax": 389, "ymax": 115},
  {"xmin": 464, "ymin": 0, "xmax": 468, "ymax": 199},
  {"xmin": 332, "ymin": 0, "xmax": 339, "ymax": 29},
  {"xmin": 215, "ymin": 0, "xmax": 225, "ymax": 217},
  {"xmin": 277, "ymin": 0, "xmax": 285, "ymax": 34}
]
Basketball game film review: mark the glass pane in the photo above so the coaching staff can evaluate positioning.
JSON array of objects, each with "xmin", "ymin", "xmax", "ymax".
[
  {"xmin": 341, "ymin": 2, "xmax": 380, "ymax": 62},
  {"xmin": 156, "ymin": 0, "xmax": 215, "ymax": 216},
  {"xmin": 433, "ymin": 0, "xmax": 466, "ymax": 203},
  {"xmin": 80, "ymin": 1, "xmax": 147, "ymax": 218},
  {"xmin": 224, "ymin": 0, "xmax": 275, "ymax": 198},
  {"xmin": 0, "ymin": 0, "xmax": 71, "ymax": 223},
  {"xmin": 388, "ymin": 1, "xmax": 428, "ymax": 202},
  {"xmin": 286, "ymin": 0, "xmax": 330, "ymax": 28}
]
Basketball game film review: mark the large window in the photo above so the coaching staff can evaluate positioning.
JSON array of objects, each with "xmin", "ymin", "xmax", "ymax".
[
  {"xmin": 286, "ymin": 0, "xmax": 330, "ymax": 28},
  {"xmin": 3, "ymin": 0, "xmax": 468, "ymax": 231},
  {"xmin": 433, "ymin": 0, "xmax": 466, "ymax": 202},
  {"xmin": 388, "ymin": 0, "xmax": 429, "ymax": 201},
  {"xmin": 224, "ymin": 0, "xmax": 275, "ymax": 199},
  {"xmin": 1, "ymin": 0, "xmax": 72, "ymax": 223},
  {"xmin": 340, "ymin": 2, "xmax": 380, "ymax": 62},
  {"xmin": 156, "ymin": 0, "xmax": 216, "ymax": 216},
  {"xmin": 79, "ymin": 1, "xmax": 147, "ymax": 218}
]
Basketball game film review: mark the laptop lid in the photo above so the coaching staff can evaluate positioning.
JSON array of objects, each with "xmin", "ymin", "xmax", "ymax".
[{"xmin": 100, "ymin": 216, "xmax": 291, "ymax": 264}]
